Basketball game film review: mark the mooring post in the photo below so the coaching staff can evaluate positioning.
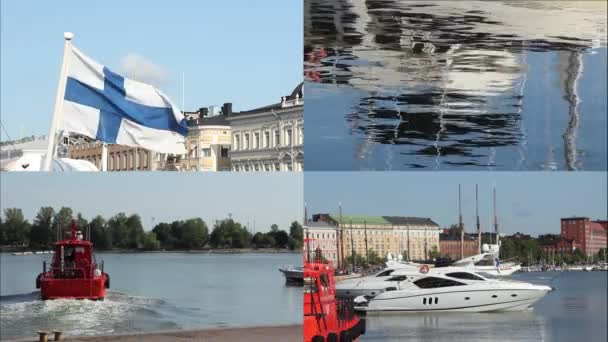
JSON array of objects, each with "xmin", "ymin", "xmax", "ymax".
[
  {"xmin": 37, "ymin": 331, "xmax": 48, "ymax": 342},
  {"xmin": 52, "ymin": 330, "xmax": 63, "ymax": 341}
]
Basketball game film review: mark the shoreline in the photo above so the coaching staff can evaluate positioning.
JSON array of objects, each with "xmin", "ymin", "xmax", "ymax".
[
  {"xmin": 1, "ymin": 247, "xmax": 302, "ymax": 255},
  {"xmin": 8, "ymin": 324, "xmax": 302, "ymax": 342}
]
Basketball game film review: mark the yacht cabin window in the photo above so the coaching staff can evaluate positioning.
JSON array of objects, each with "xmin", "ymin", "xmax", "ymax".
[
  {"xmin": 413, "ymin": 277, "xmax": 465, "ymax": 289},
  {"xmin": 386, "ymin": 275, "xmax": 407, "ymax": 282},
  {"xmin": 445, "ymin": 272, "xmax": 485, "ymax": 281},
  {"xmin": 375, "ymin": 269, "xmax": 394, "ymax": 277}
]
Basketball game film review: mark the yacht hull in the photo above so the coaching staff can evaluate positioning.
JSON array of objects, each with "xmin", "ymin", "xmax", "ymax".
[{"xmin": 358, "ymin": 288, "xmax": 550, "ymax": 313}]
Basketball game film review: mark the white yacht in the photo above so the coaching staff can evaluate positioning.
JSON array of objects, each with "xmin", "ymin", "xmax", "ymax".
[
  {"xmin": 451, "ymin": 244, "xmax": 521, "ymax": 276},
  {"xmin": 349, "ymin": 267, "xmax": 551, "ymax": 313}
]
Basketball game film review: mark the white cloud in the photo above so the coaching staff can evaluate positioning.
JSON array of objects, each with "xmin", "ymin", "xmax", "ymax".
[{"xmin": 119, "ymin": 53, "xmax": 169, "ymax": 87}]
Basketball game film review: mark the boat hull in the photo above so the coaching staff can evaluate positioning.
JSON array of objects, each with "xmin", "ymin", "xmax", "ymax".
[
  {"xmin": 39, "ymin": 276, "xmax": 108, "ymax": 300},
  {"xmin": 359, "ymin": 288, "xmax": 550, "ymax": 313}
]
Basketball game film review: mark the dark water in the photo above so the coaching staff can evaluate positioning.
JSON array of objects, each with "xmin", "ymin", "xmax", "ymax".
[
  {"xmin": 360, "ymin": 271, "xmax": 608, "ymax": 342},
  {"xmin": 304, "ymin": 0, "xmax": 607, "ymax": 170},
  {"xmin": 0, "ymin": 252, "xmax": 302, "ymax": 340}
]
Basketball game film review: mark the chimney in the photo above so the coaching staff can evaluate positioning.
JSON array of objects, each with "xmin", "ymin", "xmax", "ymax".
[{"xmin": 222, "ymin": 103, "xmax": 232, "ymax": 116}]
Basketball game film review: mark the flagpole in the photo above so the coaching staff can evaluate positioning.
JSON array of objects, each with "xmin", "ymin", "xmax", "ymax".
[{"xmin": 43, "ymin": 32, "xmax": 74, "ymax": 171}]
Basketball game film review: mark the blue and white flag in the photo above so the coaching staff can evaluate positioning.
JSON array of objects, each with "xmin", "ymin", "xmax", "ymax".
[{"xmin": 59, "ymin": 46, "xmax": 187, "ymax": 154}]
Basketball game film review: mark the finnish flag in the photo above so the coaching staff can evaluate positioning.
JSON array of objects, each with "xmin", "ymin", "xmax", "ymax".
[{"xmin": 60, "ymin": 46, "xmax": 187, "ymax": 154}]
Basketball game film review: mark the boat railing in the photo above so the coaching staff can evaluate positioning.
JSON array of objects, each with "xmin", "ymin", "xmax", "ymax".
[{"xmin": 48, "ymin": 265, "xmax": 88, "ymax": 279}]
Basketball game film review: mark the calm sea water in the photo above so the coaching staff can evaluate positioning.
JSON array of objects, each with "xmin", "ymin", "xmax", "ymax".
[
  {"xmin": 0, "ymin": 252, "xmax": 302, "ymax": 340},
  {"xmin": 304, "ymin": 0, "xmax": 607, "ymax": 170},
  {"xmin": 360, "ymin": 271, "xmax": 607, "ymax": 342}
]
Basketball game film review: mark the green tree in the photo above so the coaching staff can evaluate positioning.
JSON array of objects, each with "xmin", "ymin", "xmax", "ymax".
[
  {"xmin": 270, "ymin": 224, "xmax": 279, "ymax": 233},
  {"xmin": 2, "ymin": 208, "xmax": 30, "ymax": 245},
  {"xmin": 52, "ymin": 207, "xmax": 73, "ymax": 240},
  {"xmin": 143, "ymin": 231, "xmax": 161, "ymax": 250},
  {"xmin": 178, "ymin": 218, "xmax": 208, "ymax": 248},
  {"xmin": 289, "ymin": 221, "xmax": 304, "ymax": 249},
  {"xmin": 126, "ymin": 214, "xmax": 145, "ymax": 249},
  {"xmin": 107, "ymin": 213, "xmax": 129, "ymax": 248},
  {"xmin": 90, "ymin": 215, "xmax": 111, "ymax": 249},
  {"xmin": 29, "ymin": 207, "xmax": 55, "ymax": 249},
  {"xmin": 429, "ymin": 245, "xmax": 440, "ymax": 259},
  {"xmin": 0, "ymin": 216, "xmax": 5, "ymax": 245},
  {"xmin": 210, "ymin": 219, "xmax": 251, "ymax": 248},
  {"xmin": 272, "ymin": 230, "xmax": 289, "ymax": 248},
  {"xmin": 152, "ymin": 222, "xmax": 175, "ymax": 249}
]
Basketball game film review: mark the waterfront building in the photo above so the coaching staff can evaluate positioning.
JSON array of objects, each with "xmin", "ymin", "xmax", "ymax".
[
  {"xmin": 312, "ymin": 213, "xmax": 441, "ymax": 262},
  {"xmin": 179, "ymin": 106, "xmax": 231, "ymax": 171},
  {"xmin": 439, "ymin": 237, "xmax": 479, "ymax": 260},
  {"xmin": 226, "ymin": 83, "xmax": 303, "ymax": 172},
  {"xmin": 560, "ymin": 217, "xmax": 607, "ymax": 256},
  {"xmin": 304, "ymin": 221, "xmax": 338, "ymax": 267},
  {"xmin": 68, "ymin": 135, "xmax": 158, "ymax": 171}
]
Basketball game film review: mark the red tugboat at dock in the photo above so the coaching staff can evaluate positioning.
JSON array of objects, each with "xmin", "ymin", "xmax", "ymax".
[
  {"xmin": 36, "ymin": 220, "xmax": 109, "ymax": 300},
  {"xmin": 304, "ymin": 235, "xmax": 365, "ymax": 342}
]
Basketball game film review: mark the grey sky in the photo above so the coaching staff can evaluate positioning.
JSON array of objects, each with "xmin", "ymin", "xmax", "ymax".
[
  {"xmin": 1, "ymin": 173, "xmax": 303, "ymax": 232},
  {"xmin": 305, "ymin": 172, "xmax": 607, "ymax": 236}
]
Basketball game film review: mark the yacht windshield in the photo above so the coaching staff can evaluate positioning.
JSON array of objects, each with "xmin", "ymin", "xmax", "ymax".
[
  {"xmin": 446, "ymin": 272, "xmax": 485, "ymax": 281},
  {"xmin": 375, "ymin": 269, "xmax": 394, "ymax": 277},
  {"xmin": 413, "ymin": 277, "xmax": 465, "ymax": 289},
  {"xmin": 476, "ymin": 272, "xmax": 500, "ymax": 280}
]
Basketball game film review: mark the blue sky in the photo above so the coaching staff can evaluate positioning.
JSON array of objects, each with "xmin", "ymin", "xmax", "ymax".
[
  {"xmin": 305, "ymin": 172, "xmax": 608, "ymax": 236},
  {"xmin": 0, "ymin": 173, "xmax": 303, "ymax": 232},
  {"xmin": 0, "ymin": 0, "xmax": 302, "ymax": 140}
]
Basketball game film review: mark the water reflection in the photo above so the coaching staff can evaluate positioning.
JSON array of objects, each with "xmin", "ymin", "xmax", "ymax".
[{"xmin": 304, "ymin": 0, "xmax": 607, "ymax": 170}]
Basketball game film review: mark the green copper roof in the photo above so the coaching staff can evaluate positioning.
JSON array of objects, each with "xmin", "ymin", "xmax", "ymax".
[{"xmin": 329, "ymin": 214, "xmax": 391, "ymax": 225}]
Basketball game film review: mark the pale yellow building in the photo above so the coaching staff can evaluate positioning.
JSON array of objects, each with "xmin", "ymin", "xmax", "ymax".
[
  {"xmin": 180, "ymin": 113, "xmax": 231, "ymax": 171},
  {"xmin": 313, "ymin": 214, "xmax": 441, "ymax": 262}
]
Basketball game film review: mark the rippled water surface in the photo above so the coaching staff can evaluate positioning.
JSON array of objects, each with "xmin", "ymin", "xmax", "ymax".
[
  {"xmin": 360, "ymin": 271, "xmax": 607, "ymax": 342},
  {"xmin": 304, "ymin": 0, "xmax": 607, "ymax": 170},
  {"xmin": 0, "ymin": 252, "xmax": 302, "ymax": 340}
]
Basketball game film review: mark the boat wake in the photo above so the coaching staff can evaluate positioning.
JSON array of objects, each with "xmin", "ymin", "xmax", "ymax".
[{"xmin": 0, "ymin": 291, "xmax": 180, "ymax": 340}]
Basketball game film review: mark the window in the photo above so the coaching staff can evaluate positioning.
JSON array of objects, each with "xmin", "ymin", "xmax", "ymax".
[
  {"xmin": 234, "ymin": 166, "xmax": 240, "ymax": 171},
  {"xmin": 275, "ymin": 163, "xmax": 280, "ymax": 171},
  {"xmin": 244, "ymin": 134, "xmax": 250, "ymax": 149},
  {"xmin": 386, "ymin": 275, "xmax": 407, "ymax": 282},
  {"xmin": 264, "ymin": 131, "xmax": 270, "ymax": 148},
  {"xmin": 413, "ymin": 277, "xmax": 465, "ymax": 289},
  {"xmin": 244, "ymin": 165, "xmax": 250, "ymax": 172},
  {"xmin": 264, "ymin": 164, "xmax": 270, "ymax": 171},
  {"xmin": 254, "ymin": 164, "xmax": 260, "ymax": 171},
  {"xmin": 221, "ymin": 146, "xmax": 229, "ymax": 158},
  {"xmin": 254, "ymin": 133, "xmax": 260, "ymax": 149},
  {"xmin": 234, "ymin": 135, "xmax": 240, "ymax": 150},
  {"xmin": 445, "ymin": 272, "xmax": 485, "ymax": 281},
  {"xmin": 375, "ymin": 269, "xmax": 394, "ymax": 277},
  {"xmin": 275, "ymin": 130, "xmax": 280, "ymax": 147},
  {"xmin": 202, "ymin": 148, "xmax": 211, "ymax": 157},
  {"xmin": 286, "ymin": 129, "xmax": 293, "ymax": 146}
]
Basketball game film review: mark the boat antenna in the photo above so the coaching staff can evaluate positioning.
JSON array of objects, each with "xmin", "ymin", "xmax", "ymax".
[
  {"xmin": 71, "ymin": 219, "xmax": 77, "ymax": 241},
  {"xmin": 476, "ymin": 184, "xmax": 481, "ymax": 254},
  {"xmin": 459, "ymin": 184, "xmax": 464, "ymax": 260},
  {"xmin": 494, "ymin": 187, "xmax": 499, "ymax": 247}
]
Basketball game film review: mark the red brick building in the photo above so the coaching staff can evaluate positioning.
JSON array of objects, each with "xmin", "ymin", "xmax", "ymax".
[
  {"xmin": 439, "ymin": 239, "xmax": 478, "ymax": 260},
  {"xmin": 560, "ymin": 217, "xmax": 607, "ymax": 255}
]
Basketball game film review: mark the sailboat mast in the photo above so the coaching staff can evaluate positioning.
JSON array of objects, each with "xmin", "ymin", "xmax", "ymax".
[
  {"xmin": 476, "ymin": 184, "xmax": 481, "ymax": 254},
  {"xmin": 459, "ymin": 184, "xmax": 464, "ymax": 260},
  {"xmin": 494, "ymin": 187, "xmax": 499, "ymax": 247}
]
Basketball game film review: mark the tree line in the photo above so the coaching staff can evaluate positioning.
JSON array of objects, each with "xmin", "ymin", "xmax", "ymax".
[{"xmin": 0, "ymin": 207, "xmax": 303, "ymax": 251}]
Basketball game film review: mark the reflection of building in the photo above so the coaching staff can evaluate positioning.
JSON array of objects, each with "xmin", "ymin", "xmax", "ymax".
[
  {"xmin": 179, "ymin": 106, "xmax": 231, "ymax": 171},
  {"xmin": 227, "ymin": 83, "xmax": 303, "ymax": 172},
  {"xmin": 540, "ymin": 217, "xmax": 607, "ymax": 255},
  {"xmin": 69, "ymin": 136, "xmax": 158, "ymax": 171},
  {"xmin": 312, "ymin": 213, "xmax": 441, "ymax": 262},
  {"xmin": 304, "ymin": 221, "xmax": 338, "ymax": 266}
]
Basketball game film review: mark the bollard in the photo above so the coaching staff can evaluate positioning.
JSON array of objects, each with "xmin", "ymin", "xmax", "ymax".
[
  {"xmin": 52, "ymin": 331, "xmax": 63, "ymax": 341},
  {"xmin": 37, "ymin": 331, "xmax": 48, "ymax": 342}
]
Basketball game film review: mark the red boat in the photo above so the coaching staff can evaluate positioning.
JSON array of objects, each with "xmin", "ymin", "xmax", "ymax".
[
  {"xmin": 36, "ymin": 220, "xmax": 109, "ymax": 300},
  {"xmin": 304, "ymin": 240, "xmax": 365, "ymax": 342}
]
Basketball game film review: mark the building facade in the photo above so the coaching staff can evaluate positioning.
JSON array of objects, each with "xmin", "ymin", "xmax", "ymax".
[
  {"xmin": 304, "ymin": 221, "xmax": 338, "ymax": 266},
  {"xmin": 227, "ymin": 83, "xmax": 303, "ymax": 172},
  {"xmin": 69, "ymin": 137, "xmax": 158, "ymax": 171},
  {"xmin": 560, "ymin": 217, "xmax": 607, "ymax": 255},
  {"xmin": 439, "ymin": 239, "xmax": 479, "ymax": 260},
  {"xmin": 179, "ymin": 110, "xmax": 231, "ymax": 171},
  {"xmin": 313, "ymin": 214, "xmax": 441, "ymax": 262}
]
